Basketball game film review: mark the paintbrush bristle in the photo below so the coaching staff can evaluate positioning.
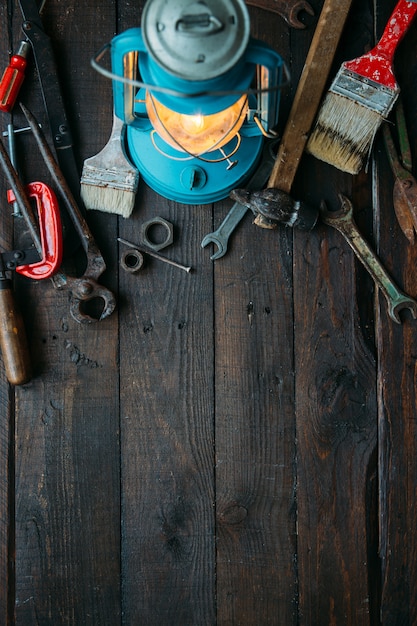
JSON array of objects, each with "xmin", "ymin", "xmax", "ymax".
[
  {"xmin": 80, "ymin": 114, "xmax": 140, "ymax": 217},
  {"xmin": 80, "ymin": 180, "xmax": 137, "ymax": 218},
  {"xmin": 307, "ymin": 67, "xmax": 399, "ymax": 174}
]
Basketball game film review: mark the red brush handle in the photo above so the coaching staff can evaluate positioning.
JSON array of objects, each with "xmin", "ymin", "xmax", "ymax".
[{"xmin": 345, "ymin": 0, "xmax": 417, "ymax": 88}]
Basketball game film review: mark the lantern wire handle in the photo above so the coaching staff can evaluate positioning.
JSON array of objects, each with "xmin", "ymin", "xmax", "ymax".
[
  {"xmin": 253, "ymin": 116, "xmax": 279, "ymax": 139},
  {"xmin": 91, "ymin": 42, "xmax": 291, "ymax": 100},
  {"xmin": 150, "ymin": 130, "xmax": 242, "ymax": 164}
]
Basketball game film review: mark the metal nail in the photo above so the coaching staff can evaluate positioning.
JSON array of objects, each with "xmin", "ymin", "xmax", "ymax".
[{"xmin": 117, "ymin": 237, "xmax": 192, "ymax": 273}]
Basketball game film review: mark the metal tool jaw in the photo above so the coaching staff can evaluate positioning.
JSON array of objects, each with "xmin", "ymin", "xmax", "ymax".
[
  {"xmin": 18, "ymin": 0, "xmax": 76, "ymax": 162},
  {"xmin": 383, "ymin": 99, "xmax": 417, "ymax": 244},
  {"xmin": 321, "ymin": 194, "xmax": 417, "ymax": 324},
  {"xmin": 245, "ymin": 0, "xmax": 314, "ymax": 29}
]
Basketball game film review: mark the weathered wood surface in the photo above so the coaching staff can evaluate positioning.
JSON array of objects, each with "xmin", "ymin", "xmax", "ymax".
[{"xmin": 0, "ymin": 0, "xmax": 416, "ymax": 623}]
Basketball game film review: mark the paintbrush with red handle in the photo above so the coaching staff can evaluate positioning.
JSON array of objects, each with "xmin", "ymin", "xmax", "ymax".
[{"xmin": 307, "ymin": 0, "xmax": 417, "ymax": 175}]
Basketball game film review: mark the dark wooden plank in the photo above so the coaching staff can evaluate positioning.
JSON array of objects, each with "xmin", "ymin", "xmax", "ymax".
[
  {"xmin": 294, "ymin": 213, "xmax": 378, "ymax": 624},
  {"xmin": 214, "ymin": 6, "xmax": 302, "ymax": 623},
  {"xmin": 215, "ymin": 212, "xmax": 298, "ymax": 624},
  {"xmin": 3, "ymin": 0, "xmax": 122, "ymax": 623},
  {"xmin": 119, "ymin": 190, "xmax": 216, "ymax": 625},
  {"xmin": 376, "ymin": 4, "xmax": 417, "ymax": 622},
  {"xmin": 0, "ymin": 381, "xmax": 13, "ymax": 626},
  {"xmin": 293, "ymin": 1, "xmax": 378, "ymax": 622}
]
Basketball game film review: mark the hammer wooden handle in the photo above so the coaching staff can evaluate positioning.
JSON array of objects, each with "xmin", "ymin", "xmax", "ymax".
[
  {"xmin": 0, "ymin": 281, "xmax": 32, "ymax": 385},
  {"xmin": 268, "ymin": 0, "xmax": 354, "ymax": 190}
]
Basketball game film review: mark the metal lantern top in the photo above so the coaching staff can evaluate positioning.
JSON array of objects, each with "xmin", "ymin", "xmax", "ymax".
[{"xmin": 141, "ymin": 0, "xmax": 251, "ymax": 81}]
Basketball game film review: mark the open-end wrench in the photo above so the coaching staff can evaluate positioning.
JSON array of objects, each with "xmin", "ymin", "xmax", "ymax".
[
  {"xmin": 321, "ymin": 194, "xmax": 417, "ymax": 324},
  {"xmin": 245, "ymin": 0, "xmax": 314, "ymax": 28},
  {"xmin": 201, "ymin": 141, "xmax": 276, "ymax": 260}
]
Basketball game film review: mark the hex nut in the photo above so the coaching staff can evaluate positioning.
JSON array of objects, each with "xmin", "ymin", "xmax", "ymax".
[
  {"xmin": 140, "ymin": 217, "xmax": 174, "ymax": 251},
  {"xmin": 120, "ymin": 249, "xmax": 144, "ymax": 273}
]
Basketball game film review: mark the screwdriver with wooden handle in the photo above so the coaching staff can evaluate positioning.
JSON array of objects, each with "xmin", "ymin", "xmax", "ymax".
[{"xmin": 0, "ymin": 255, "xmax": 32, "ymax": 385}]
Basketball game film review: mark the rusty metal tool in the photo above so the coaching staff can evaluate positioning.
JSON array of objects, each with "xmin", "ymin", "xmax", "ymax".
[
  {"xmin": 18, "ymin": 0, "xmax": 81, "ymax": 209},
  {"xmin": 19, "ymin": 104, "xmax": 116, "ymax": 323},
  {"xmin": 201, "ymin": 141, "xmax": 277, "ymax": 260},
  {"xmin": 320, "ymin": 194, "xmax": 417, "ymax": 324},
  {"xmin": 16, "ymin": 0, "xmax": 91, "ymax": 258},
  {"xmin": 383, "ymin": 99, "xmax": 417, "ymax": 244},
  {"xmin": 245, "ymin": 0, "xmax": 314, "ymax": 28}
]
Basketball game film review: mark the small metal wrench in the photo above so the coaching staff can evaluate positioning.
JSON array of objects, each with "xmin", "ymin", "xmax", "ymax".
[
  {"xmin": 201, "ymin": 141, "xmax": 276, "ymax": 260},
  {"xmin": 245, "ymin": 0, "xmax": 314, "ymax": 28},
  {"xmin": 321, "ymin": 194, "xmax": 417, "ymax": 324}
]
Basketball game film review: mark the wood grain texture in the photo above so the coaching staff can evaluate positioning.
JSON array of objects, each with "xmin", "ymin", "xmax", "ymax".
[
  {"xmin": 119, "ymin": 189, "xmax": 216, "ymax": 625},
  {"xmin": 294, "ymin": 221, "xmax": 378, "ymax": 624},
  {"xmin": 214, "ymin": 210, "xmax": 298, "ymax": 624},
  {"xmin": 293, "ymin": 3, "xmax": 380, "ymax": 621},
  {"xmin": 0, "ymin": 0, "xmax": 416, "ymax": 623},
  {"xmin": 3, "ymin": 0, "xmax": 121, "ymax": 623},
  {"xmin": 376, "ymin": 4, "xmax": 417, "ymax": 620}
]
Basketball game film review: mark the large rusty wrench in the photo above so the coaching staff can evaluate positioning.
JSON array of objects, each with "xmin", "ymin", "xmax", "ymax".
[
  {"xmin": 21, "ymin": 103, "xmax": 116, "ymax": 324},
  {"xmin": 245, "ymin": 0, "xmax": 314, "ymax": 28},
  {"xmin": 321, "ymin": 195, "xmax": 417, "ymax": 324}
]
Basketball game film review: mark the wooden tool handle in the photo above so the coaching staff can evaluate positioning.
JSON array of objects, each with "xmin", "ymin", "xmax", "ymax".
[
  {"xmin": 0, "ymin": 281, "xmax": 32, "ymax": 385},
  {"xmin": 268, "ymin": 0, "xmax": 354, "ymax": 190}
]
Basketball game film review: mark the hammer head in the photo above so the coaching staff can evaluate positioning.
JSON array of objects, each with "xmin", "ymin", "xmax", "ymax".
[{"xmin": 230, "ymin": 187, "xmax": 318, "ymax": 230}]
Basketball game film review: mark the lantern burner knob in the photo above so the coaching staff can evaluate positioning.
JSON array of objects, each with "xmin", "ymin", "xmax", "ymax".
[{"xmin": 180, "ymin": 166, "xmax": 208, "ymax": 191}]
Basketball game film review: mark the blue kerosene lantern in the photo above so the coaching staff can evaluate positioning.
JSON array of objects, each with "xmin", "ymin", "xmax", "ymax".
[{"xmin": 110, "ymin": 0, "xmax": 285, "ymax": 204}]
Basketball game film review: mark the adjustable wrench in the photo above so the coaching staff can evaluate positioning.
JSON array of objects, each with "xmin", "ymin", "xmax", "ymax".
[
  {"xmin": 201, "ymin": 141, "xmax": 276, "ymax": 260},
  {"xmin": 245, "ymin": 0, "xmax": 314, "ymax": 28},
  {"xmin": 321, "ymin": 194, "xmax": 417, "ymax": 324}
]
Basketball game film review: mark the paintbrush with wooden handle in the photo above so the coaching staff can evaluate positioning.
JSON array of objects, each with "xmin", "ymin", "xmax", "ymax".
[
  {"xmin": 307, "ymin": 0, "xmax": 417, "ymax": 175},
  {"xmin": 245, "ymin": 0, "xmax": 355, "ymax": 228}
]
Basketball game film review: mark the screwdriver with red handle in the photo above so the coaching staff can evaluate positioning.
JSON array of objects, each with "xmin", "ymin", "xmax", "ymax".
[{"xmin": 0, "ymin": 41, "xmax": 31, "ymax": 113}]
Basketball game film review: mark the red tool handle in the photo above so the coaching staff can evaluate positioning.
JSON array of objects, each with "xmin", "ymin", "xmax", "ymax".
[
  {"xmin": 345, "ymin": 0, "xmax": 417, "ymax": 89},
  {"xmin": 8, "ymin": 181, "xmax": 63, "ymax": 279},
  {"xmin": 0, "ymin": 42, "xmax": 31, "ymax": 113}
]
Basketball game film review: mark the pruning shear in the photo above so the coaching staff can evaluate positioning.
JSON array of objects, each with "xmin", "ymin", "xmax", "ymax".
[
  {"xmin": 383, "ymin": 98, "xmax": 417, "ymax": 245},
  {"xmin": 0, "ymin": 0, "xmax": 116, "ymax": 322}
]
